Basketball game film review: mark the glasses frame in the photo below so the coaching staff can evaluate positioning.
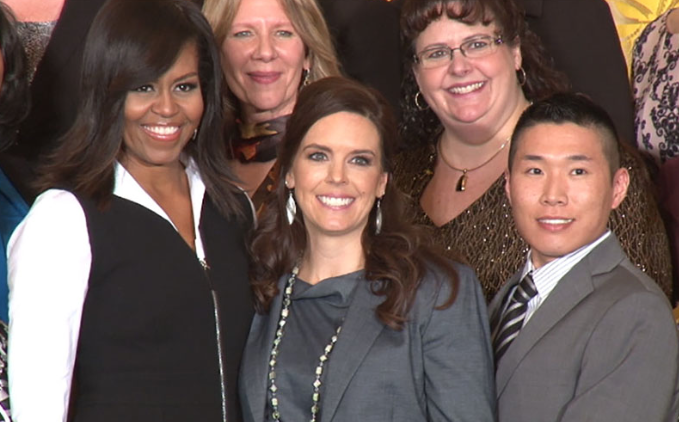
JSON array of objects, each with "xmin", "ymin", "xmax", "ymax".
[{"xmin": 413, "ymin": 35, "xmax": 505, "ymax": 69}]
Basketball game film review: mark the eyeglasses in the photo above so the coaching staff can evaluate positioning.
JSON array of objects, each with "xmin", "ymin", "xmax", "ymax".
[{"xmin": 414, "ymin": 35, "xmax": 504, "ymax": 69}]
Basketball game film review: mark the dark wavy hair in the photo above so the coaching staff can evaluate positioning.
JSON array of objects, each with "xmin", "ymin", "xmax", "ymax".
[
  {"xmin": 0, "ymin": 2, "xmax": 29, "ymax": 150},
  {"xmin": 250, "ymin": 76, "xmax": 459, "ymax": 330},
  {"xmin": 37, "ymin": 0, "xmax": 243, "ymax": 217},
  {"xmin": 400, "ymin": 0, "xmax": 569, "ymax": 146}
]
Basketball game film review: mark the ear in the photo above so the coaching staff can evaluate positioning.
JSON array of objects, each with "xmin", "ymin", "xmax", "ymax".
[
  {"xmin": 512, "ymin": 37, "xmax": 522, "ymax": 70},
  {"xmin": 303, "ymin": 56, "xmax": 312, "ymax": 77},
  {"xmin": 610, "ymin": 167, "xmax": 629, "ymax": 210},
  {"xmin": 285, "ymin": 171, "xmax": 295, "ymax": 190},
  {"xmin": 503, "ymin": 170, "xmax": 512, "ymax": 206},
  {"xmin": 377, "ymin": 172, "xmax": 389, "ymax": 198},
  {"xmin": 412, "ymin": 63, "xmax": 423, "ymax": 90}
]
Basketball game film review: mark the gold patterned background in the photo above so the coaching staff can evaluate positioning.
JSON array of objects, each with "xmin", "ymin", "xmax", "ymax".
[{"xmin": 606, "ymin": 0, "xmax": 679, "ymax": 70}]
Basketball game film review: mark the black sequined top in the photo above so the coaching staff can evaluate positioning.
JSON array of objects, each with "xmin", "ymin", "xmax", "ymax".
[{"xmin": 16, "ymin": 21, "xmax": 56, "ymax": 82}]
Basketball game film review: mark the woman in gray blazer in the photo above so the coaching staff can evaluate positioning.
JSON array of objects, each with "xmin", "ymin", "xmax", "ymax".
[{"xmin": 240, "ymin": 76, "xmax": 496, "ymax": 422}]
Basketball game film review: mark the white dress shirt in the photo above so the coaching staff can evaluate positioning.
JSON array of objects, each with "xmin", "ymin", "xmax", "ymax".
[
  {"xmin": 519, "ymin": 230, "xmax": 612, "ymax": 325},
  {"xmin": 7, "ymin": 160, "xmax": 209, "ymax": 422}
]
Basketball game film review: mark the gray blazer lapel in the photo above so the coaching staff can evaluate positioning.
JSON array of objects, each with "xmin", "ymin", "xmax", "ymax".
[
  {"xmin": 241, "ymin": 281, "xmax": 286, "ymax": 422},
  {"xmin": 321, "ymin": 283, "xmax": 385, "ymax": 421},
  {"xmin": 495, "ymin": 235, "xmax": 625, "ymax": 395},
  {"xmin": 495, "ymin": 263, "xmax": 594, "ymax": 394}
]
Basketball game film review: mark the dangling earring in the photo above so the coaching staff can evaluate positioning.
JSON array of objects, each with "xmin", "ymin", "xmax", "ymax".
[
  {"xmin": 191, "ymin": 128, "xmax": 198, "ymax": 141},
  {"xmin": 301, "ymin": 68, "xmax": 310, "ymax": 88},
  {"xmin": 286, "ymin": 189, "xmax": 296, "ymax": 225},
  {"xmin": 517, "ymin": 67, "xmax": 527, "ymax": 86},
  {"xmin": 375, "ymin": 198, "xmax": 383, "ymax": 235},
  {"xmin": 414, "ymin": 91, "xmax": 429, "ymax": 111}
]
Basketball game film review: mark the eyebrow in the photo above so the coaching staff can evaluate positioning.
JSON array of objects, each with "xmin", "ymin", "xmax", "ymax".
[
  {"xmin": 521, "ymin": 154, "xmax": 592, "ymax": 162},
  {"xmin": 174, "ymin": 72, "xmax": 199, "ymax": 84},
  {"xmin": 302, "ymin": 144, "xmax": 377, "ymax": 156},
  {"xmin": 231, "ymin": 19, "xmax": 293, "ymax": 29},
  {"xmin": 421, "ymin": 33, "xmax": 494, "ymax": 50}
]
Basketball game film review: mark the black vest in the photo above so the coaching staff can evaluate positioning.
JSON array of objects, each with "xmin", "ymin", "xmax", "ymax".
[{"xmin": 71, "ymin": 192, "xmax": 253, "ymax": 422}]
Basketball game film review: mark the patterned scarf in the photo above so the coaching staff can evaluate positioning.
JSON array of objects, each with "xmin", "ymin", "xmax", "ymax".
[{"xmin": 231, "ymin": 115, "xmax": 290, "ymax": 163}]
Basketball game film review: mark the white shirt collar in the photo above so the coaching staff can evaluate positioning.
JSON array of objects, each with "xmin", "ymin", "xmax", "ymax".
[
  {"xmin": 521, "ymin": 230, "xmax": 611, "ymax": 304},
  {"xmin": 113, "ymin": 158, "xmax": 207, "ymax": 260}
]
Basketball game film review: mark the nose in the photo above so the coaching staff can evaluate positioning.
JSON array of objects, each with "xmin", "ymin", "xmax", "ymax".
[
  {"xmin": 540, "ymin": 173, "xmax": 568, "ymax": 206},
  {"xmin": 253, "ymin": 34, "xmax": 277, "ymax": 62},
  {"xmin": 447, "ymin": 50, "xmax": 472, "ymax": 76},
  {"xmin": 326, "ymin": 160, "xmax": 347, "ymax": 184},
  {"xmin": 152, "ymin": 90, "xmax": 179, "ymax": 117}
]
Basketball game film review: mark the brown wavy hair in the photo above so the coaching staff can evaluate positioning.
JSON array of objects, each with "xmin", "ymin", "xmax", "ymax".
[
  {"xmin": 400, "ymin": 0, "xmax": 569, "ymax": 146},
  {"xmin": 249, "ymin": 76, "xmax": 460, "ymax": 330}
]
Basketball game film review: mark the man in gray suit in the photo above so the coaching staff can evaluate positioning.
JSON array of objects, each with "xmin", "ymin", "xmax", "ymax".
[{"xmin": 491, "ymin": 93, "xmax": 679, "ymax": 422}]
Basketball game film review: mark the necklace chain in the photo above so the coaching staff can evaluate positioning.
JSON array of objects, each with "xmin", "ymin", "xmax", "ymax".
[
  {"xmin": 268, "ymin": 266, "xmax": 343, "ymax": 422},
  {"xmin": 437, "ymin": 138, "xmax": 509, "ymax": 192}
]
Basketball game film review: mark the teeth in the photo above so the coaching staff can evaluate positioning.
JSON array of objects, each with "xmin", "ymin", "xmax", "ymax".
[
  {"xmin": 449, "ymin": 82, "xmax": 484, "ymax": 94},
  {"xmin": 144, "ymin": 125, "xmax": 180, "ymax": 135},
  {"xmin": 318, "ymin": 196, "xmax": 354, "ymax": 207},
  {"xmin": 539, "ymin": 218, "xmax": 573, "ymax": 225}
]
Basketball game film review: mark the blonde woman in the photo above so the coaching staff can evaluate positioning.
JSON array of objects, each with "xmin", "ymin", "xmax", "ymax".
[{"xmin": 203, "ymin": 0, "xmax": 341, "ymax": 208}]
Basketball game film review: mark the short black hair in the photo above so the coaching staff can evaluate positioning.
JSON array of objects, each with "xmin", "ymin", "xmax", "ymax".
[{"xmin": 509, "ymin": 93, "xmax": 621, "ymax": 177}]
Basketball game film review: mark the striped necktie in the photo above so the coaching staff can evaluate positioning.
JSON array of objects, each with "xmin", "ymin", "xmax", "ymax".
[{"xmin": 492, "ymin": 272, "xmax": 538, "ymax": 364}]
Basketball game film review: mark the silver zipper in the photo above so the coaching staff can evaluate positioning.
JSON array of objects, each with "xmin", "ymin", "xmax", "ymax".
[{"xmin": 201, "ymin": 257, "xmax": 228, "ymax": 422}]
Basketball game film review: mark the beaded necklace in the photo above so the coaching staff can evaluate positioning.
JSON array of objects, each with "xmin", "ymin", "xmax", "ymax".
[{"xmin": 267, "ymin": 266, "xmax": 343, "ymax": 422}]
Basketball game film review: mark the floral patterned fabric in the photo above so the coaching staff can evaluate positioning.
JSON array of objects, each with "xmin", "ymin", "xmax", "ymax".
[
  {"xmin": 606, "ymin": 0, "xmax": 679, "ymax": 68},
  {"xmin": 633, "ymin": 10, "xmax": 679, "ymax": 164}
]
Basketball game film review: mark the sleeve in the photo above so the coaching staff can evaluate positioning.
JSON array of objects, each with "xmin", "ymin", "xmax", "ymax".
[
  {"xmin": 8, "ymin": 189, "xmax": 92, "ymax": 422},
  {"xmin": 559, "ymin": 291, "xmax": 679, "ymax": 422},
  {"xmin": 522, "ymin": 0, "xmax": 635, "ymax": 144},
  {"xmin": 422, "ymin": 265, "xmax": 497, "ymax": 422}
]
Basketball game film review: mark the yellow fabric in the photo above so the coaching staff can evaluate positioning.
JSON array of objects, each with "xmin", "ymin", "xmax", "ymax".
[{"xmin": 606, "ymin": 0, "xmax": 679, "ymax": 70}]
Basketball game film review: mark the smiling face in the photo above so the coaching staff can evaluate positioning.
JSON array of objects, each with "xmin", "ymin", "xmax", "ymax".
[
  {"xmin": 221, "ymin": 0, "xmax": 309, "ymax": 123},
  {"xmin": 121, "ymin": 42, "xmax": 203, "ymax": 172},
  {"xmin": 412, "ymin": 17, "xmax": 523, "ymax": 132},
  {"xmin": 505, "ymin": 122, "xmax": 629, "ymax": 268},
  {"xmin": 285, "ymin": 111, "xmax": 388, "ymax": 242}
]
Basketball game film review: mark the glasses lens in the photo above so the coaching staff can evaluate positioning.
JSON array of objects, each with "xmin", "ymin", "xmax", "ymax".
[
  {"xmin": 462, "ymin": 36, "xmax": 497, "ymax": 58},
  {"xmin": 418, "ymin": 47, "xmax": 452, "ymax": 69}
]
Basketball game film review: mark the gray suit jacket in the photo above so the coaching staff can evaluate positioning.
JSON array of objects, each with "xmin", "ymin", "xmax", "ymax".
[
  {"xmin": 489, "ymin": 235, "xmax": 679, "ymax": 422},
  {"xmin": 239, "ymin": 264, "xmax": 496, "ymax": 421}
]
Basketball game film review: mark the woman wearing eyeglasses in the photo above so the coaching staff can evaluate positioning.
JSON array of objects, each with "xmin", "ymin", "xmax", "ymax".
[{"xmin": 394, "ymin": 0, "xmax": 674, "ymax": 301}]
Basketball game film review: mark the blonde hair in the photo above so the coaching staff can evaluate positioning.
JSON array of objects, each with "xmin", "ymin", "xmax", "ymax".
[{"xmin": 203, "ymin": 0, "xmax": 341, "ymax": 82}]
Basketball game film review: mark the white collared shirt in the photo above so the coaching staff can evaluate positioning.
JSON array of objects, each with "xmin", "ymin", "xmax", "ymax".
[
  {"xmin": 7, "ymin": 160, "xmax": 208, "ymax": 422},
  {"xmin": 519, "ymin": 230, "xmax": 611, "ymax": 325}
]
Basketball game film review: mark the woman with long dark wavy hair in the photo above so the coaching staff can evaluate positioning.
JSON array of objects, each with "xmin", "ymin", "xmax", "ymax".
[
  {"xmin": 7, "ymin": 0, "xmax": 254, "ymax": 420},
  {"xmin": 240, "ymin": 76, "xmax": 495, "ymax": 422}
]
